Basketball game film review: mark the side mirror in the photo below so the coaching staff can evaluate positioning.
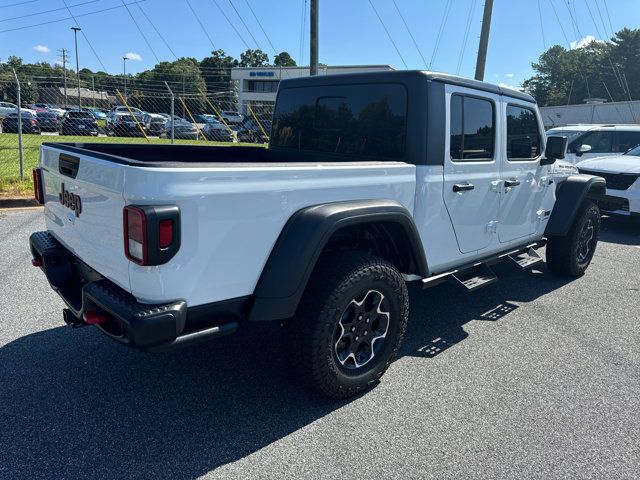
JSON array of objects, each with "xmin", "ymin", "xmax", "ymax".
[
  {"xmin": 575, "ymin": 144, "xmax": 592, "ymax": 157},
  {"xmin": 541, "ymin": 135, "xmax": 567, "ymax": 165}
]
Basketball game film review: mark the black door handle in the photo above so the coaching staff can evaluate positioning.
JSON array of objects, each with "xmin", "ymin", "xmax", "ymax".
[
  {"xmin": 453, "ymin": 182, "xmax": 475, "ymax": 192},
  {"xmin": 504, "ymin": 178, "xmax": 521, "ymax": 187}
]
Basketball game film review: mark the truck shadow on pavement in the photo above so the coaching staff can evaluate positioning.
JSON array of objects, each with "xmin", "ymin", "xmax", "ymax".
[{"xmin": 0, "ymin": 262, "xmax": 575, "ymax": 479}]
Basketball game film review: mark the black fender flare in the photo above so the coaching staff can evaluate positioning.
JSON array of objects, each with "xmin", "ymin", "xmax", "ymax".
[
  {"xmin": 545, "ymin": 174, "xmax": 606, "ymax": 237},
  {"xmin": 248, "ymin": 199, "xmax": 428, "ymax": 321}
]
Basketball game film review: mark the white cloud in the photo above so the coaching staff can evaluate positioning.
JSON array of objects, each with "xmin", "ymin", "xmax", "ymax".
[
  {"xmin": 33, "ymin": 45, "xmax": 50, "ymax": 53},
  {"xmin": 124, "ymin": 52, "xmax": 142, "ymax": 61},
  {"xmin": 570, "ymin": 35, "xmax": 602, "ymax": 49},
  {"xmin": 505, "ymin": 73, "xmax": 514, "ymax": 79}
]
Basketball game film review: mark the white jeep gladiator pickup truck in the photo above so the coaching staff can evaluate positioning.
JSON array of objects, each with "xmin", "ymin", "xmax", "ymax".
[{"xmin": 30, "ymin": 71, "xmax": 605, "ymax": 398}]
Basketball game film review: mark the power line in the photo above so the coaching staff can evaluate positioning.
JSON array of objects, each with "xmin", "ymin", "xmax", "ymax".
[
  {"xmin": 0, "ymin": 0, "xmax": 146, "ymax": 34},
  {"xmin": 430, "ymin": 0, "xmax": 453, "ymax": 69},
  {"xmin": 456, "ymin": 0, "xmax": 477, "ymax": 75},
  {"xmin": 227, "ymin": 0, "xmax": 260, "ymax": 49},
  {"xmin": 391, "ymin": 0, "xmax": 428, "ymax": 69},
  {"xmin": 211, "ymin": 0, "xmax": 250, "ymax": 50},
  {"xmin": 537, "ymin": 0, "xmax": 547, "ymax": 50},
  {"xmin": 120, "ymin": 0, "xmax": 160, "ymax": 63},
  {"xmin": 368, "ymin": 0, "xmax": 408, "ymax": 69},
  {"xmin": 244, "ymin": 0, "xmax": 278, "ymax": 55},
  {"xmin": 0, "ymin": 0, "xmax": 39, "ymax": 8},
  {"xmin": 62, "ymin": 0, "xmax": 108, "ymax": 72},
  {"xmin": 602, "ymin": 0, "xmax": 615, "ymax": 37},
  {"xmin": 0, "ymin": 0, "xmax": 98, "ymax": 23},
  {"xmin": 547, "ymin": 0, "xmax": 571, "ymax": 48},
  {"xmin": 136, "ymin": 2, "xmax": 179, "ymax": 59},
  {"xmin": 185, "ymin": 0, "xmax": 217, "ymax": 51}
]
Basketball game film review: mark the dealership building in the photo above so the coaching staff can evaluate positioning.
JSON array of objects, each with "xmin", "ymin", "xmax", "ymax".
[{"xmin": 231, "ymin": 65, "xmax": 394, "ymax": 114}]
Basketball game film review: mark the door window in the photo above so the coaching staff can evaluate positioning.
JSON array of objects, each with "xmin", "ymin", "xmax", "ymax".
[
  {"xmin": 450, "ymin": 95, "xmax": 495, "ymax": 161},
  {"xmin": 616, "ymin": 131, "xmax": 640, "ymax": 152},
  {"xmin": 506, "ymin": 105, "xmax": 541, "ymax": 160},
  {"xmin": 574, "ymin": 131, "xmax": 614, "ymax": 153}
]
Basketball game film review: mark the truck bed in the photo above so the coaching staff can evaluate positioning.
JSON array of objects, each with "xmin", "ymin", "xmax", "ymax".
[{"xmin": 44, "ymin": 142, "xmax": 384, "ymax": 167}]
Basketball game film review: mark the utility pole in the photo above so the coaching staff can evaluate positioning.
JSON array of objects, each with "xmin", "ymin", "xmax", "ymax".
[
  {"xmin": 474, "ymin": 0, "xmax": 493, "ymax": 81},
  {"xmin": 71, "ymin": 27, "xmax": 81, "ymax": 108},
  {"xmin": 123, "ymin": 57, "xmax": 128, "ymax": 101},
  {"xmin": 92, "ymin": 75, "xmax": 95, "ymax": 108},
  {"xmin": 61, "ymin": 48, "xmax": 68, "ymax": 109},
  {"xmin": 310, "ymin": 0, "xmax": 319, "ymax": 76}
]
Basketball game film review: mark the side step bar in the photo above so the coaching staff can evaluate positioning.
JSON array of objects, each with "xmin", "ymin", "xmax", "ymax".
[
  {"xmin": 450, "ymin": 264, "xmax": 498, "ymax": 292},
  {"xmin": 143, "ymin": 322, "xmax": 239, "ymax": 353},
  {"xmin": 421, "ymin": 241, "xmax": 545, "ymax": 292},
  {"xmin": 508, "ymin": 247, "xmax": 543, "ymax": 269}
]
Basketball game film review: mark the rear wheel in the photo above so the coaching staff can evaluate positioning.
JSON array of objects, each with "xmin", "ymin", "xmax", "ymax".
[
  {"xmin": 286, "ymin": 252, "xmax": 409, "ymax": 399},
  {"xmin": 546, "ymin": 200, "xmax": 601, "ymax": 277}
]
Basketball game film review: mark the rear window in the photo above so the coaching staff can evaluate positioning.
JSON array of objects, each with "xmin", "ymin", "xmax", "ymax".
[
  {"xmin": 68, "ymin": 111, "xmax": 93, "ymax": 119},
  {"xmin": 271, "ymin": 83, "xmax": 407, "ymax": 159}
]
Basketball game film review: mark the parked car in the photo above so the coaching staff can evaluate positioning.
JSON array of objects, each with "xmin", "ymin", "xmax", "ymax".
[
  {"xmin": 36, "ymin": 111, "xmax": 60, "ymax": 132},
  {"xmin": 1, "ymin": 111, "xmax": 40, "ymax": 133},
  {"xmin": 109, "ymin": 106, "xmax": 146, "ymax": 119},
  {"xmin": 60, "ymin": 110, "xmax": 99, "ymax": 136},
  {"xmin": 166, "ymin": 117, "xmax": 199, "ymax": 140},
  {"xmin": 0, "ymin": 102, "xmax": 36, "ymax": 118},
  {"xmin": 546, "ymin": 124, "xmax": 640, "ymax": 164},
  {"xmin": 81, "ymin": 107, "xmax": 107, "ymax": 120},
  {"xmin": 202, "ymin": 120, "xmax": 233, "ymax": 142},
  {"xmin": 236, "ymin": 118, "xmax": 269, "ymax": 143},
  {"xmin": 32, "ymin": 103, "xmax": 67, "ymax": 117},
  {"xmin": 143, "ymin": 113, "xmax": 168, "ymax": 136},
  {"xmin": 577, "ymin": 144, "xmax": 640, "ymax": 219},
  {"xmin": 107, "ymin": 112, "xmax": 144, "ymax": 137},
  {"xmin": 30, "ymin": 70, "xmax": 606, "ymax": 399},
  {"xmin": 218, "ymin": 110, "xmax": 244, "ymax": 127}
]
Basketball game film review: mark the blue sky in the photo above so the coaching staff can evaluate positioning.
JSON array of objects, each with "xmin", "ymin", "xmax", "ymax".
[{"xmin": 1, "ymin": 0, "xmax": 638, "ymax": 88}]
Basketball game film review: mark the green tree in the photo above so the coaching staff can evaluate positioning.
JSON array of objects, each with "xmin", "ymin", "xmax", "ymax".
[
  {"xmin": 199, "ymin": 49, "xmax": 238, "ymax": 93},
  {"xmin": 239, "ymin": 49, "xmax": 269, "ymax": 67},
  {"xmin": 523, "ymin": 28, "xmax": 640, "ymax": 106},
  {"xmin": 273, "ymin": 51, "xmax": 296, "ymax": 67}
]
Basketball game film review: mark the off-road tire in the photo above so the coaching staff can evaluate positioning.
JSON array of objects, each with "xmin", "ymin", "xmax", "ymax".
[
  {"xmin": 286, "ymin": 251, "xmax": 409, "ymax": 399},
  {"xmin": 546, "ymin": 200, "xmax": 601, "ymax": 277}
]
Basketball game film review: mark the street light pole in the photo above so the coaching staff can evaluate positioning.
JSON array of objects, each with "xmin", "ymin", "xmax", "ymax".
[
  {"xmin": 71, "ymin": 27, "xmax": 81, "ymax": 108},
  {"xmin": 123, "ymin": 57, "xmax": 128, "ymax": 100}
]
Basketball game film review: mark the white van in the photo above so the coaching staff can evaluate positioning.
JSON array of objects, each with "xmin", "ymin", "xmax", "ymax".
[{"xmin": 546, "ymin": 124, "xmax": 640, "ymax": 164}]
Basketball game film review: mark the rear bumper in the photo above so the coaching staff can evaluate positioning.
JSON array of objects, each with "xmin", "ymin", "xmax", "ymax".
[{"xmin": 29, "ymin": 231, "xmax": 240, "ymax": 352}]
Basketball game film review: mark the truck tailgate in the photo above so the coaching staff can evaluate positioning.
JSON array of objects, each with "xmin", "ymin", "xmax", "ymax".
[{"xmin": 39, "ymin": 144, "xmax": 130, "ymax": 292}]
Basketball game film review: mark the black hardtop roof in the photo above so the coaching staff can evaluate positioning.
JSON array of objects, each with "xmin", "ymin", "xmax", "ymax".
[{"xmin": 278, "ymin": 70, "xmax": 535, "ymax": 104}]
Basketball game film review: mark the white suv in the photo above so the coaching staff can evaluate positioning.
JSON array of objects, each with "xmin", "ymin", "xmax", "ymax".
[
  {"xmin": 546, "ymin": 124, "xmax": 640, "ymax": 164},
  {"xmin": 577, "ymin": 144, "xmax": 640, "ymax": 218}
]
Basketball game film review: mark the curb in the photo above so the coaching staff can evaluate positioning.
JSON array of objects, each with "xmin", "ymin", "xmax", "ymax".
[{"xmin": 0, "ymin": 197, "xmax": 39, "ymax": 209}]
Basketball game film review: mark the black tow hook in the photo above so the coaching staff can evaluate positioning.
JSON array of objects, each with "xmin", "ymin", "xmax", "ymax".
[{"xmin": 62, "ymin": 308, "xmax": 87, "ymax": 328}]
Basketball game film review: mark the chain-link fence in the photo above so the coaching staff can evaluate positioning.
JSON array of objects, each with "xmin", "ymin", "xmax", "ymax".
[{"xmin": 0, "ymin": 72, "xmax": 273, "ymax": 193}]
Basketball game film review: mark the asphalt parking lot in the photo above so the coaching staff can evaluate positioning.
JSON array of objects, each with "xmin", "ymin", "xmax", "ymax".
[{"xmin": 1, "ymin": 209, "xmax": 638, "ymax": 479}]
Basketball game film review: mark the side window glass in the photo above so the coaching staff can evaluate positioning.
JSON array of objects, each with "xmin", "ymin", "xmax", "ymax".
[
  {"xmin": 449, "ymin": 95, "xmax": 494, "ymax": 161},
  {"xmin": 617, "ymin": 132, "xmax": 640, "ymax": 152},
  {"xmin": 506, "ymin": 105, "xmax": 541, "ymax": 160},
  {"xmin": 579, "ymin": 131, "xmax": 614, "ymax": 153}
]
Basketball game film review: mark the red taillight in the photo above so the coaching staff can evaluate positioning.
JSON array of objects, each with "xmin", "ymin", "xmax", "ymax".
[
  {"xmin": 124, "ymin": 206, "xmax": 147, "ymax": 265},
  {"xmin": 83, "ymin": 310, "xmax": 108, "ymax": 325},
  {"xmin": 31, "ymin": 119, "xmax": 37, "ymax": 126},
  {"xmin": 159, "ymin": 219, "xmax": 173, "ymax": 248},
  {"xmin": 32, "ymin": 168, "xmax": 44, "ymax": 204}
]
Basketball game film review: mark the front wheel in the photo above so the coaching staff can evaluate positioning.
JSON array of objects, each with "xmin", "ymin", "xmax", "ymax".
[
  {"xmin": 546, "ymin": 200, "xmax": 601, "ymax": 277},
  {"xmin": 286, "ymin": 252, "xmax": 409, "ymax": 399}
]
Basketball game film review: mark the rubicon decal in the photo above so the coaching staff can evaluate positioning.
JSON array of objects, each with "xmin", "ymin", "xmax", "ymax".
[{"xmin": 59, "ymin": 183, "xmax": 82, "ymax": 217}]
